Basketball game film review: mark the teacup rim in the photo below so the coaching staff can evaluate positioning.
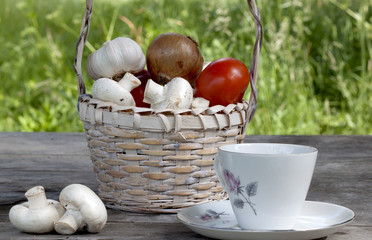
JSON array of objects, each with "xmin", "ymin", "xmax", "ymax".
[{"xmin": 219, "ymin": 143, "xmax": 318, "ymax": 156}]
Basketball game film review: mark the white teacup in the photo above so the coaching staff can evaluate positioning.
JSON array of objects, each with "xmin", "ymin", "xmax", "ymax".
[{"xmin": 215, "ymin": 143, "xmax": 318, "ymax": 230}]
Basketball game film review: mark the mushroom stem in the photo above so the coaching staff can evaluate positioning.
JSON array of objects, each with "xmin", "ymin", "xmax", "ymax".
[
  {"xmin": 143, "ymin": 79, "xmax": 165, "ymax": 104},
  {"xmin": 55, "ymin": 209, "xmax": 84, "ymax": 235},
  {"xmin": 24, "ymin": 186, "xmax": 48, "ymax": 210},
  {"xmin": 118, "ymin": 72, "xmax": 141, "ymax": 92}
]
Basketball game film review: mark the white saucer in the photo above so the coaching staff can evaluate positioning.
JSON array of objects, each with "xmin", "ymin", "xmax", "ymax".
[{"xmin": 177, "ymin": 200, "xmax": 354, "ymax": 240}]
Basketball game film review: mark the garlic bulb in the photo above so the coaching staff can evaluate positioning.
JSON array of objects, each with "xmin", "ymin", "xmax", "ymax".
[{"xmin": 87, "ymin": 37, "xmax": 146, "ymax": 80}]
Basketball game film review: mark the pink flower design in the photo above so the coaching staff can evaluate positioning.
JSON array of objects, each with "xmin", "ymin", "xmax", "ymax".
[
  {"xmin": 201, "ymin": 213, "xmax": 212, "ymax": 220},
  {"xmin": 222, "ymin": 169, "xmax": 258, "ymax": 216},
  {"xmin": 223, "ymin": 169, "xmax": 241, "ymax": 194}
]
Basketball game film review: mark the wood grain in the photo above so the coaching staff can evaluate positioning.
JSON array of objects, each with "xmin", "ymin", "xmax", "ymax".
[{"xmin": 0, "ymin": 133, "xmax": 371, "ymax": 239}]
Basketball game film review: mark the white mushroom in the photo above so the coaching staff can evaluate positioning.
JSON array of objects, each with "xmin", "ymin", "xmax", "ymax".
[
  {"xmin": 54, "ymin": 184, "xmax": 107, "ymax": 235},
  {"xmin": 9, "ymin": 186, "xmax": 65, "ymax": 233},
  {"xmin": 143, "ymin": 77, "xmax": 193, "ymax": 110},
  {"xmin": 91, "ymin": 72, "xmax": 141, "ymax": 106}
]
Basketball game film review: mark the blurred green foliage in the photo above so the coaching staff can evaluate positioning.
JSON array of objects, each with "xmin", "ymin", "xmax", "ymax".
[{"xmin": 0, "ymin": 0, "xmax": 371, "ymax": 134}]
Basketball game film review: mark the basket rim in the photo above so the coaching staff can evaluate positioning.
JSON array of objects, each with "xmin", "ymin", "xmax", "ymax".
[{"xmin": 79, "ymin": 96, "xmax": 251, "ymax": 133}]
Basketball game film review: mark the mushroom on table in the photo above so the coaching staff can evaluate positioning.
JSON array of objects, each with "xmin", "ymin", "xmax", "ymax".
[
  {"xmin": 54, "ymin": 184, "xmax": 107, "ymax": 235},
  {"xmin": 9, "ymin": 186, "xmax": 65, "ymax": 234}
]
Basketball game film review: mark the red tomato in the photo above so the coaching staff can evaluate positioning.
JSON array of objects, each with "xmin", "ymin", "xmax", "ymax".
[
  {"xmin": 194, "ymin": 58, "xmax": 250, "ymax": 106},
  {"xmin": 131, "ymin": 70, "xmax": 151, "ymax": 108}
]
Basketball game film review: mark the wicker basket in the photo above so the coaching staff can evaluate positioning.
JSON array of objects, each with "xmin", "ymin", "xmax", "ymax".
[{"xmin": 74, "ymin": 0, "xmax": 263, "ymax": 213}]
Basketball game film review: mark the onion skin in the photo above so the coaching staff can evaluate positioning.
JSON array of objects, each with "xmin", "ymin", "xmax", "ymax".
[{"xmin": 146, "ymin": 33, "xmax": 204, "ymax": 86}]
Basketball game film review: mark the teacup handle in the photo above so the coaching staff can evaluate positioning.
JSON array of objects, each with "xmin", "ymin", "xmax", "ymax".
[{"xmin": 214, "ymin": 154, "xmax": 228, "ymax": 191}]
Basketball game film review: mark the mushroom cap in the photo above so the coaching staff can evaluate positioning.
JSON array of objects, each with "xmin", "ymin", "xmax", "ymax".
[
  {"xmin": 143, "ymin": 77, "xmax": 194, "ymax": 110},
  {"xmin": 9, "ymin": 200, "xmax": 63, "ymax": 233},
  {"xmin": 91, "ymin": 78, "xmax": 136, "ymax": 106},
  {"xmin": 156, "ymin": 77, "xmax": 194, "ymax": 109},
  {"xmin": 58, "ymin": 184, "xmax": 107, "ymax": 233}
]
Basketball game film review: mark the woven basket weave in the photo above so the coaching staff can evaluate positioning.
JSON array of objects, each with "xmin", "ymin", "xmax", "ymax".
[{"xmin": 74, "ymin": 0, "xmax": 263, "ymax": 213}]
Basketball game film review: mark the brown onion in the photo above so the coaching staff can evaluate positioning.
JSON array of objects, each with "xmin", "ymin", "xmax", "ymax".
[{"xmin": 146, "ymin": 33, "xmax": 204, "ymax": 86}]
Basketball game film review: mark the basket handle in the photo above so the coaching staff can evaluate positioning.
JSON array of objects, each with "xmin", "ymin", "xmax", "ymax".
[
  {"xmin": 74, "ymin": 0, "xmax": 93, "ymax": 98},
  {"xmin": 74, "ymin": 0, "xmax": 263, "ymax": 118},
  {"xmin": 246, "ymin": 0, "xmax": 263, "ymax": 122}
]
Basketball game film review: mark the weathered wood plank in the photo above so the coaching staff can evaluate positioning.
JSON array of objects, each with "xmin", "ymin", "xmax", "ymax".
[
  {"xmin": 245, "ymin": 135, "xmax": 372, "ymax": 158},
  {"xmin": 0, "ymin": 154, "xmax": 92, "ymax": 171},
  {"xmin": 0, "ymin": 170, "xmax": 96, "ymax": 204},
  {"xmin": 0, "ymin": 133, "xmax": 93, "ymax": 204},
  {"xmin": 0, "ymin": 221, "xmax": 206, "ymax": 240},
  {"xmin": 0, "ymin": 216, "xmax": 371, "ymax": 240},
  {"xmin": 0, "ymin": 132, "xmax": 89, "ymax": 155}
]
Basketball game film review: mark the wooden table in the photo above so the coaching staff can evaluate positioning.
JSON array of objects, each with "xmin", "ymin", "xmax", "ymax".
[{"xmin": 0, "ymin": 132, "xmax": 371, "ymax": 239}]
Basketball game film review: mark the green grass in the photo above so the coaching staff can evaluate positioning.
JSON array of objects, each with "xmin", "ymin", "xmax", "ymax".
[{"xmin": 0, "ymin": 0, "xmax": 371, "ymax": 134}]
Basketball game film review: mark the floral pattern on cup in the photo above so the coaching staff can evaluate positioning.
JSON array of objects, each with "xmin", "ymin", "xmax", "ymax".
[{"xmin": 223, "ymin": 169, "xmax": 258, "ymax": 215}]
